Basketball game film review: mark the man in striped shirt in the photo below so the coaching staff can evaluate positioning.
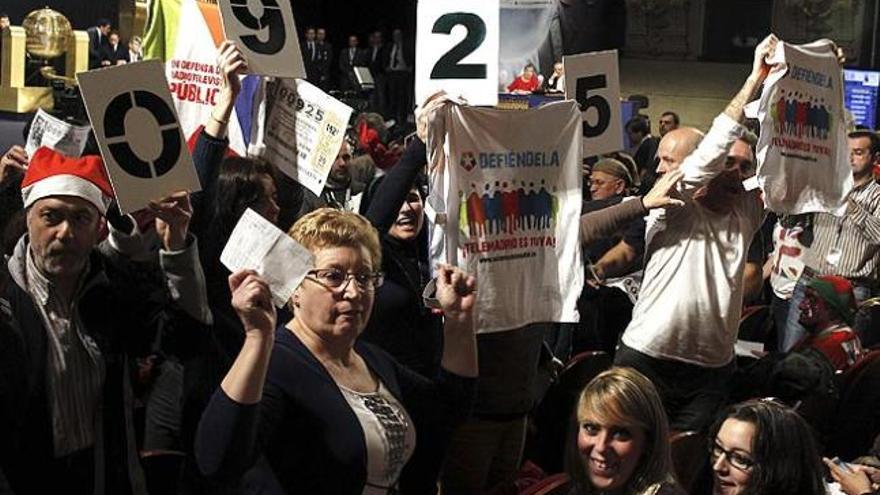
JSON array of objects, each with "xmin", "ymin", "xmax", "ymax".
[
  {"xmin": 780, "ymin": 130, "xmax": 880, "ymax": 350},
  {"xmin": 0, "ymin": 149, "xmax": 210, "ymax": 494}
]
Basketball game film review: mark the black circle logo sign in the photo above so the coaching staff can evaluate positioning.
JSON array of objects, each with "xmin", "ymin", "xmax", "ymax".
[
  {"xmin": 230, "ymin": 0, "xmax": 286, "ymax": 55},
  {"xmin": 104, "ymin": 90, "xmax": 182, "ymax": 179}
]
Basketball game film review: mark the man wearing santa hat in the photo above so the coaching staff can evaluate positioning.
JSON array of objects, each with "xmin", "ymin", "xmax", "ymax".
[{"xmin": 0, "ymin": 147, "xmax": 210, "ymax": 494}]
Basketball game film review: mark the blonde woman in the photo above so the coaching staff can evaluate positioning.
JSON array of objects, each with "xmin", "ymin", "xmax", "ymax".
[{"xmin": 566, "ymin": 367, "xmax": 683, "ymax": 495}]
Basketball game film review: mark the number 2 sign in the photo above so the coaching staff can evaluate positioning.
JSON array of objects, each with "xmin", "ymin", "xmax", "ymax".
[
  {"xmin": 564, "ymin": 50, "xmax": 623, "ymax": 157},
  {"xmin": 219, "ymin": 0, "xmax": 306, "ymax": 79},
  {"xmin": 416, "ymin": 0, "xmax": 499, "ymax": 107}
]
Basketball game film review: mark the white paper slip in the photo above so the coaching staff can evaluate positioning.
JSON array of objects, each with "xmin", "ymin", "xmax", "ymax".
[
  {"xmin": 220, "ymin": 208, "xmax": 314, "ymax": 308},
  {"xmin": 734, "ymin": 339, "xmax": 765, "ymax": 358},
  {"xmin": 262, "ymin": 79, "xmax": 353, "ymax": 196},
  {"xmin": 26, "ymin": 108, "xmax": 92, "ymax": 158}
]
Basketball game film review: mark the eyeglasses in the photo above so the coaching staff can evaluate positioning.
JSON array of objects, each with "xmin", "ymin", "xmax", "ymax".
[
  {"xmin": 588, "ymin": 178, "xmax": 621, "ymax": 187},
  {"xmin": 709, "ymin": 441, "xmax": 755, "ymax": 471},
  {"xmin": 305, "ymin": 268, "xmax": 384, "ymax": 293}
]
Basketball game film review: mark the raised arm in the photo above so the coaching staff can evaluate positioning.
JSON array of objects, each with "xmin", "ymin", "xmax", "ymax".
[{"xmin": 364, "ymin": 138, "xmax": 427, "ymax": 232}]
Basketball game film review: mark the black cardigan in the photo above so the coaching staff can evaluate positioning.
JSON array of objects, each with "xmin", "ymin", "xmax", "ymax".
[{"xmin": 195, "ymin": 326, "xmax": 475, "ymax": 494}]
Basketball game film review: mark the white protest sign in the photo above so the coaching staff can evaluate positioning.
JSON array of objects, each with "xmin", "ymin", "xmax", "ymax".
[
  {"xmin": 262, "ymin": 79, "xmax": 353, "ymax": 196},
  {"xmin": 77, "ymin": 60, "xmax": 202, "ymax": 214},
  {"xmin": 26, "ymin": 109, "xmax": 92, "ymax": 158},
  {"xmin": 219, "ymin": 0, "xmax": 306, "ymax": 79},
  {"xmin": 221, "ymin": 208, "xmax": 314, "ymax": 307},
  {"xmin": 416, "ymin": 0, "xmax": 500, "ymax": 107},
  {"xmin": 564, "ymin": 50, "xmax": 623, "ymax": 156}
]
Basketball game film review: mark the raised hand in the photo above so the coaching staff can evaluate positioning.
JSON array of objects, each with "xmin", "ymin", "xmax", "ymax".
[
  {"xmin": 0, "ymin": 145, "xmax": 27, "ymax": 185},
  {"xmin": 752, "ymin": 34, "xmax": 779, "ymax": 80},
  {"xmin": 229, "ymin": 270, "xmax": 277, "ymax": 338},
  {"xmin": 642, "ymin": 169, "xmax": 685, "ymax": 210},
  {"xmin": 149, "ymin": 191, "xmax": 192, "ymax": 251},
  {"xmin": 435, "ymin": 263, "xmax": 476, "ymax": 326}
]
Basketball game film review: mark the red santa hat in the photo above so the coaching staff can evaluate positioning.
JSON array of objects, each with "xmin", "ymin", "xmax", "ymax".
[{"xmin": 21, "ymin": 147, "xmax": 114, "ymax": 214}]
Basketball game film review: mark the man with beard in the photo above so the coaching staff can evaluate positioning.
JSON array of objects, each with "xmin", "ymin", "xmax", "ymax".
[{"xmin": 0, "ymin": 148, "xmax": 209, "ymax": 493}]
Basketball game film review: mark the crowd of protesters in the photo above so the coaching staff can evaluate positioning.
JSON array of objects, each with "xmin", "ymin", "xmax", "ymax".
[{"xmin": 0, "ymin": 19, "xmax": 878, "ymax": 495}]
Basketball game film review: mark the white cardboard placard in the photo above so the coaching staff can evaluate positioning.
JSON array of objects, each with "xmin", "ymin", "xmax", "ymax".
[
  {"xmin": 77, "ymin": 60, "xmax": 201, "ymax": 214},
  {"xmin": 564, "ymin": 50, "xmax": 624, "ymax": 157},
  {"xmin": 219, "ymin": 0, "xmax": 306, "ymax": 79},
  {"xmin": 416, "ymin": 0, "xmax": 500, "ymax": 107}
]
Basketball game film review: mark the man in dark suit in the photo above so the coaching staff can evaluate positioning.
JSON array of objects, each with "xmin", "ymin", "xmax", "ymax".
[
  {"xmin": 366, "ymin": 30, "xmax": 389, "ymax": 116},
  {"xmin": 86, "ymin": 19, "xmax": 112, "ymax": 69},
  {"xmin": 625, "ymin": 115, "xmax": 660, "ymax": 192},
  {"xmin": 315, "ymin": 27, "xmax": 333, "ymax": 90},
  {"xmin": 385, "ymin": 28, "xmax": 414, "ymax": 125},
  {"xmin": 106, "ymin": 31, "xmax": 127, "ymax": 65},
  {"xmin": 338, "ymin": 34, "xmax": 365, "ymax": 93},
  {"xmin": 302, "ymin": 27, "xmax": 319, "ymax": 83}
]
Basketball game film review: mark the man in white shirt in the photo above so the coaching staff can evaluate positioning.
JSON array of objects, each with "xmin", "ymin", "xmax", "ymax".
[{"xmin": 614, "ymin": 35, "xmax": 779, "ymax": 431}]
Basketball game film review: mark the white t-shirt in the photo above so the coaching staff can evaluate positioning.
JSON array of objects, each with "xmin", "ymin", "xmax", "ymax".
[
  {"xmin": 768, "ymin": 221, "xmax": 807, "ymax": 299},
  {"xmin": 622, "ymin": 114, "xmax": 763, "ymax": 367},
  {"xmin": 339, "ymin": 381, "xmax": 416, "ymax": 494}
]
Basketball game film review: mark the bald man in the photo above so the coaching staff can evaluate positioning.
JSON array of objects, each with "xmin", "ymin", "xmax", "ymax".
[{"xmin": 612, "ymin": 36, "xmax": 776, "ymax": 431}]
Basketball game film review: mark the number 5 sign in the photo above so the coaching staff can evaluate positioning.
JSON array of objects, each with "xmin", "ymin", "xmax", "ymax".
[
  {"xmin": 416, "ymin": 0, "xmax": 500, "ymax": 107},
  {"xmin": 219, "ymin": 0, "xmax": 306, "ymax": 79},
  {"xmin": 564, "ymin": 50, "xmax": 623, "ymax": 156},
  {"xmin": 78, "ymin": 60, "xmax": 201, "ymax": 214}
]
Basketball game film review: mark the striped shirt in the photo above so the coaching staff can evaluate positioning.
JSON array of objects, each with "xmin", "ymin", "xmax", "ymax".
[
  {"xmin": 25, "ymin": 250, "xmax": 105, "ymax": 457},
  {"xmin": 803, "ymin": 179, "xmax": 880, "ymax": 283}
]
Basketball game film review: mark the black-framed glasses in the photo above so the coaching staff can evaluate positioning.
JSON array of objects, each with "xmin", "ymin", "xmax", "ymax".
[
  {"xmin": 305, "ymin": 268, "xmax": 384, "ymax": 293},
  {"xmin": 709, "ymin": 441, "xmax": 755, "ymax": 471}
]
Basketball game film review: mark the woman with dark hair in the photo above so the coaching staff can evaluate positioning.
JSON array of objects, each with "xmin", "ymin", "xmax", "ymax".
[
  {"xmin": 565, "ymin": 367, "xmax": 683, "ymax": 494},
  {"xmin": 708, "ymin": 399, "xmax": 826, "ymax": 495}
]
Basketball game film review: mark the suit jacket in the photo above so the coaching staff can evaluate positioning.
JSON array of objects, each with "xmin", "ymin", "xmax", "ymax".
[
  {"xmin": 366, "ymin": 44, "xmax": 389, "ymax": 76},
  {"xmin": 106, "ymin": 43, "xmax": 127, "ymax": 64},
  {"xmin": 338, "ymin": 46, "xmax": 366, "ymax": 73},
  {"xmin": 86, "ymin": 27, "xmax": 110, "ymax": 69},
  {"xmin": 385, "ymin": 41, "xmax": 414, "ymax": 71}
]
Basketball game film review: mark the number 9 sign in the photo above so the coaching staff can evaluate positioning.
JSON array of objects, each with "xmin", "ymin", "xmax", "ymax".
[
  {"xmin": 563, "ymin": 50, "xmax": 624, "ymax": 157},
  {"xmin": 416, "ymin": 0, "xmax": 499, "ymax": 107},
  {"xmin": 219, "ymin": 0, "xmax": 306, "ymax": 79}
]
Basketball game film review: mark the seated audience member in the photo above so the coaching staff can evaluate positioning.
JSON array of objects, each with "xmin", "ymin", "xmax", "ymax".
[
  {"xmin": 624, "ymin": 115, "xmax": 659, "ymax": 190},
  {"xmin": 106, "ymin": 31, "xmax": 127, "ymax": 65},
  {"xmin": 127, "ymin": 35, "xmax": 143, "ymax": 63},
  {"xmin": 708, "ymin": 400, "xmax": 826, "ymax": 495},
  {"xmin": 566, "ymin": 367, "xmax": 684, "ymax": 495},
  {"xmin": 195, "ymin": 209, "xmax": 478, "ymax": 494},
  {"xmin": 545, "ymin": 61, "xmax": 566, "ymax": 93},
  {"xmin": 793, "ymin": 275, "xmax": 864, "ymax": 372},
  {"xmin": 0, "ymin": 148, "xmax": 209, "ymax": 494},
  {"xmin": 507, "ymin": 63, "xmax": 541, "ymax": 94}
]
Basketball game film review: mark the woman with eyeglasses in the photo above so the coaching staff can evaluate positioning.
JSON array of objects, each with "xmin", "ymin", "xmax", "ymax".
[
  {"xmin": 565, "ymin": 367, "xmax": 684, "ymax": 495},
  {"xmin": 194, "ymin": 208, "xmax": 478, "ymax": 494},
  {"xmin": 708, "ymin": 399, "xmax": 826, "ymax": 495}
]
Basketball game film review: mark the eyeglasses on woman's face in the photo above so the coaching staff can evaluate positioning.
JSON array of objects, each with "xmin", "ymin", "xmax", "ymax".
[
  {"xmin": 305, "ymin": 268, "xmax": 384, "ymax": 293},
  {"xmin": 710, "ymin": 441, "xmax": 755, "ymax": 471}
]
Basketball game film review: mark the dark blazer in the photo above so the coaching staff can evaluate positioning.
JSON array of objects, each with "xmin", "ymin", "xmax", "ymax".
[
  {"xmin": 106, "ymin": 43, "xmax": 127, "ymax": 64},
  {"xmin": 195, "ymin": 327, "xmax": 476, "ymax": 494},
  {"xmin": 365, "ymin": 44, "xmax": 389, "ymax": 76},
  {"xmin": 86, "ymin": 26, "xmax": 110, "ymax": 69}
]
